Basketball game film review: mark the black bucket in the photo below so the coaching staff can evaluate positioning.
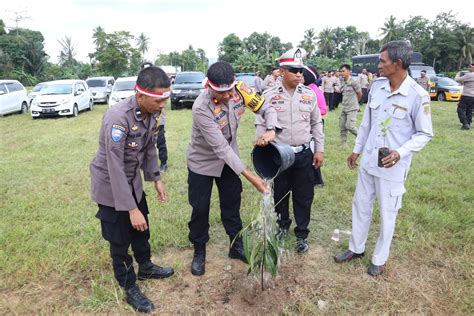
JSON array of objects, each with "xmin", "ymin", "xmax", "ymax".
[{"xmin": 252, "ymin": 141, "xmax": 296, "ymax": 180}]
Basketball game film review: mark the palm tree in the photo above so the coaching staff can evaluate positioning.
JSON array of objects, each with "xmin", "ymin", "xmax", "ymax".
[
  {"xmin": 136, "ymin": 32, "xmax": 150, "ymax": 60},
  {"xmin": 299, "ymin": 28, "xmax": 318, "ymax": 58},
  {"xmin": 318, "ymin": 27, "xmax": 336, "ymax": 58},
  {"xmin": 380, "ymin": 15, "xmax": 399, "ymax": 43},
  {"xmin": 92, "ymin": 26, "xmax": 106, "ymax": 49},
  {"xmin": 57, "ymin": 36, "xmax": 77, "ymax": 66},
  {"xmin": 354, "ymin": 32, "xmax": 370, "ymax": 55},
  {"xmin": 456, "ymin": 25, "xmax": 473, "ymax": 68}
]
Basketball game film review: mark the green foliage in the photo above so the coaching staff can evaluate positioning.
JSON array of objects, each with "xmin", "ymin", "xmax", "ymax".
[
  {"xmin": 379, "ymin": 117, "xmax": 392, "ymax": 137},
  {"xmin": 218, "ymin": 33, "xmax": 244, "ymax": 63}
]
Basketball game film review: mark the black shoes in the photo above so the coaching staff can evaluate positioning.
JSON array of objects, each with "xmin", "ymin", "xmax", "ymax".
[
  {"xmin": 159, "ymin": 163, "xmax": 168, "ymax": 172},
  {"xmin": 334, "ymin": 250, "xmax": 365, "ymax": 263},
  {"xmin": 228, "ymin": 236, "xmax": 248, "ymax": 263},
  {"xmin": 296, "ymin": 238, "xmax": 309, "ymax": 254},
  {"xmin": 191, "ymin": 244, "xmax": 206, "ymax": 276},
  {"xmin": 125, "ymin": 284, "xmax": 155, "ymax": 313},
  {"xmin": 275, "ymin": 228, "xmax": 289, "ymax": 241},
  {"xmin": 367, "ymin": 263, "xmax": 385, "ymax": 276},
  {"xmin": 138, "ymin": 261, "xmax": 174, "ymax": 280},
  {"xmin": 461, "ymin": 124, "xmax": 470, "ymax": 130}
]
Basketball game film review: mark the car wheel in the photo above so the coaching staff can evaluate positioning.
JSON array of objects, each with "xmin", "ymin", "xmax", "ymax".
[
  {"xmin": 437, "ymin": 93, "xmax": 446, "ymax": 102},
  {"xmin": 106, "ymin": 95, "xmax": 109, "ymax": 104},
  {"xmin": 171, "ymin": 102, "xmax": 178, "ymax": 110},
  {"xmin": 20, "ymin": 102, "xmax": 28, "ymax": 114},
  {"xmin": 72, "ymin": 104, "xmax": 79, "ymax": 117},
  {"xmin": 88, "ymin": 99, "xmax": 94, "ymax": 111}
]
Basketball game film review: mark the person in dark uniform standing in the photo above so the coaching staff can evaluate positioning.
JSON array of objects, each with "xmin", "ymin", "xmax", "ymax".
[
  {"xmin": 156, "ymin": 110, "xmax": 168, "ymax": 171},
  {"xmin": 90, "ymin": 66, "xmax": 174, "ymax": 313},
  {"xmin": 256, "ymin": 48, "xmax": 325, "ymax": 253},
  {"xmin": 187, "ymin": 61, "xmax": 279, "ymax": 276}
]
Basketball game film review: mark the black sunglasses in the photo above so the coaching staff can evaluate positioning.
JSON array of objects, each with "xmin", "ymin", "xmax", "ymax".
[{"xmin": 286, "ymin": 67, "xmax": 304, "ymax": 74}]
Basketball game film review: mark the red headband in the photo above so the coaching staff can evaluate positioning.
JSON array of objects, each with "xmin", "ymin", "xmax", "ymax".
[
  {"xmin": 204, "ymin": 78, "xmax": 236, "ymax": 92},
  {"xmin": 135, "ymin": 84, "xmax": 170, "ymax": 99}
]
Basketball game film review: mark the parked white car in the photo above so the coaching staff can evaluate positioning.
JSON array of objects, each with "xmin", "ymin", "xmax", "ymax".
[
  {"xmin": 28, "ymin": 82, "xmax": 48, "ymax": 105},
  {"xmin": 0, "ymin": 80, "xmax": 29, "ymax": 116},
  {"xmin": 30, "ymin": 80, "xmax": 93, "ymax": 118},
  {"xmin": 86, "ymin": 76, "xmax": 115, "ymax": 103},
  {"xmin": 108, "ymin": 76, "xmax": 137, "ymax": 107}
]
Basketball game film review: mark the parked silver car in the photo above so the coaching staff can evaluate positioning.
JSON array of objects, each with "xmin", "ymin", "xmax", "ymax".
[
  {"xmin": 86, "ymin": 76, "xmax": 115, "ymax": 103},
  {"xmin": 0, "ymin": 80, "xmax": 29, "ymax": 116}
]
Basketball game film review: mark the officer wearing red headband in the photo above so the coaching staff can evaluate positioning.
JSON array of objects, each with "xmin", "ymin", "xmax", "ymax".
[
  {"xmin": 90, "ymin": 66, "xmax": 174, "ymax": 313},
  {"xmin": 187, "ymin": 61, "xmax": 279, "ymax": 276}
]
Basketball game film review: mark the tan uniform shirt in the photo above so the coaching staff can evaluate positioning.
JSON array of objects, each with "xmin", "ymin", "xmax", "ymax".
[
  {"xmin": 341, "ymin": 78, "xmax": 362, "ymax": 112},
  {"xmin": 455, "ymin": 71, "xmax": 474, "ymax": 97},
  {"xmin": 322, "ymin": 76, "xmax": 338, "ymax": 93},
  {"xmin": 90, "ymin": 96, "xmax": 161, "ymax": 211},
  {"xmin": 256, "ymin": 83, "xmax": 324, "ymax": 152},
  {"xmin": 187, "ymin": 89, "xmax": 278, "ymax": 177},
  {"xmin": 415, "ymin": 76, "xmax": 430, "ymax": 92},
  {"xmin": 263, "ymin": 75, "xmax": 279, "ymax": 91},
  {"xmin": 359, "ymin": 73, "xmax": 369, "ymax": 89}
]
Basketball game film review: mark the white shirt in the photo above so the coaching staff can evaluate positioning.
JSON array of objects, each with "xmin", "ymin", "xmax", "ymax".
[{"xmin": 353, "ymin": 76, "xmax": 433, "ymax": 182}]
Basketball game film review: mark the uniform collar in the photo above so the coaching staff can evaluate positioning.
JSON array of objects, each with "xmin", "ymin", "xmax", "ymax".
[
  {"xmin": 380, "ymin": 75, "xmax": 411, "ymax": 96},
  {"xmin": 131, "ymin": 95, "xmax": 159, "ymax": 121}
]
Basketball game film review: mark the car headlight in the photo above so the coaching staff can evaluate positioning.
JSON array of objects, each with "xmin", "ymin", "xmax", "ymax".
[
  {"xmin": 31, "ymin": 99, "xmax": 39, "ymax": 106},
  {"xmin": 450, "ymin": 90, "xmax": 460, "ymax": 94},
  {"xmin": 200, "ymin": 89, "xmax": 206, "ymax": 92},
  {"xmin": 59, "ymin": 98, "xmax": 72, "ymax": 105},
  {"xmin": 111, "ymin": 95, "xmax": 119, "ymax": 102},
  {"xmin": 172, "ymin": 89, "xmax": 182, "ymax": 94}
]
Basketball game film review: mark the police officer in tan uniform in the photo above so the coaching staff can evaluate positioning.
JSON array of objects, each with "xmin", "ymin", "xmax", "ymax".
[
  {"xmin": 187, "ymin": 61, "xmax": 278, "ymax": 276},
  {"xmin": 338, "ymin": 64, "xmax": 362, "ymax": 148},
  {"xmin": 256, "ymin": 48, "xmax": 325, "ymax": 253},
  {"xmin": 263, "ymin": 67, "xmax": 281, "ymax": 91},
  {"xmin": 90, "ymin": 66, "xmax": 174, "ymax": 313}
]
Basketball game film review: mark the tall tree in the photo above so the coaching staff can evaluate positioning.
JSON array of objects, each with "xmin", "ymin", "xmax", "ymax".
[
  {"xmin": 136, "ymin": 32, "xmax": 150, "ymax": 61},
  {"xmin": 218, "ymin": 33, "xmax": 243, "ymax": 63},
  {"xmin": 58, "ymin": 36, "xmax": 78, "ymax": 67},
  {"xmin": 456, "ymin": 24, "xmax": 473, "ymax": 68},
  {"xmin": 380, "ymin": 15, "xmax": 402, "ymax": 43},
  {"xmin": 299, "ymin": 28, "xmax": 318, "ymax": 58},
  {"xmin": 403, "ymin": 16, "xmax": 431, "ymax": 51},
  {"xmin": 318, "ymin": 27, "xmax": 336, "ymax": 58}
]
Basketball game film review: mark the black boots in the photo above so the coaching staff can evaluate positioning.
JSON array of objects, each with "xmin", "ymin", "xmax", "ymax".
[
  {"xmin": 191, "ymin": 244, "xmax": 206, "ymax": 276},
  {"xmin": 138, "ymin": 261, "xmax": 174, "ymax": 280},
  {"xmin": 125, "ymin": 284, "xmax": 155, "ymax": 313},
  {"xmin": 228, "ymin": 236, "xmax": 247, "ymax": 263}
]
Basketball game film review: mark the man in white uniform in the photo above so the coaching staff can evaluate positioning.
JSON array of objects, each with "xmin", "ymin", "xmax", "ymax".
[{"xmin": 334, "ymin": 40, "xmax": 433, "ymax": 276}]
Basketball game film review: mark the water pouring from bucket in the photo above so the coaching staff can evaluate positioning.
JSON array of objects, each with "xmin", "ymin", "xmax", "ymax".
[{"xmin": 252, "ymin": 141, "xmax": 296, "ymax": 180}]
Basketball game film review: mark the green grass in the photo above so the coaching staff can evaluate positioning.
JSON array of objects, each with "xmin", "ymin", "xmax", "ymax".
[{"xmin": 0, "ymin": 101, "xmax": 473, "ymax": 313}]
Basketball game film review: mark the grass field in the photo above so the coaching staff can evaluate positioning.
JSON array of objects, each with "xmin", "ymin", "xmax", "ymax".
[{"xmin": 0, "ymin": 100, "xmax": 473, "ymax": 314}]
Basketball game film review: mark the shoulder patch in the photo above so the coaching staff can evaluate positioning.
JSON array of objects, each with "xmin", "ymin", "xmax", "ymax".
[
  {"xmin": 422, "ymin": 102, "xmax": 431, "ymax": 115},
  {"xmin": 111, "ymin": 127, "xmax": 126, "ymax": 142}
]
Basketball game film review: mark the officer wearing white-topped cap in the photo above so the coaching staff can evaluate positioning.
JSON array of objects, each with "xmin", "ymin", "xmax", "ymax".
[
  {"xmin": 256, "ymin": 48, "xmax": 325, "ymax": 253},
  {"xmin": 334, "ymin": 40, "xmax": 433, "ymax": 276},
  {"xmin": 187, "ymin": 61, "xmax": 279, "ymax": 276}
]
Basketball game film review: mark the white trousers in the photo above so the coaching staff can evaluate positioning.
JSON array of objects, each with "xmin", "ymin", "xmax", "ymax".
[{"xmin": 349, "ymin": 168, "xmax": 406, "ymax": 266}]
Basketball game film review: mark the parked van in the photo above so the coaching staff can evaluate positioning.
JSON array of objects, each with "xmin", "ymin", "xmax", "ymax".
[
  {"xmin": 0, "ymin": 80, "xmax": 29, "ymax": 116},
  {"xmin": 86, "ymin": 76, "xmax": 115, "ymax": 104}
]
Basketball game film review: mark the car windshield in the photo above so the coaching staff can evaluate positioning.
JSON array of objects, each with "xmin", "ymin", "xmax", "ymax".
[
  {"xmin": 86, "ymin": 79, "xmax": 106, "ymax": 88},
  {"xmin": 174, "ymin": 73, "xmax": 204, "ymax": 84},
  {"xmin": 32, "ymin": 83, "xmax": 46, "ymax": 92},
  {"xmin": 410, "ymin": 66, "xmax": 436, "ymax": 78},
  {"xmin": 40, "ymin": 84, "xmax": 72, "ymax": 95},
  {"xmin": 236, "ymin": 74, "xmax": 255, "ymax": 87},
  {"xmin": 438, "ymin": 77, "xmax": 460, "ymax": 86},
  {"xmin": 113, "ymin": 80, "xmax": 136, "ymax": 91}
]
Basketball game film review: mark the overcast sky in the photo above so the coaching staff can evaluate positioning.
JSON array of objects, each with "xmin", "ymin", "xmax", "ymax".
[{"xmin": 2, "ymin": 0, "xmax": 473, "ymax": 63}]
